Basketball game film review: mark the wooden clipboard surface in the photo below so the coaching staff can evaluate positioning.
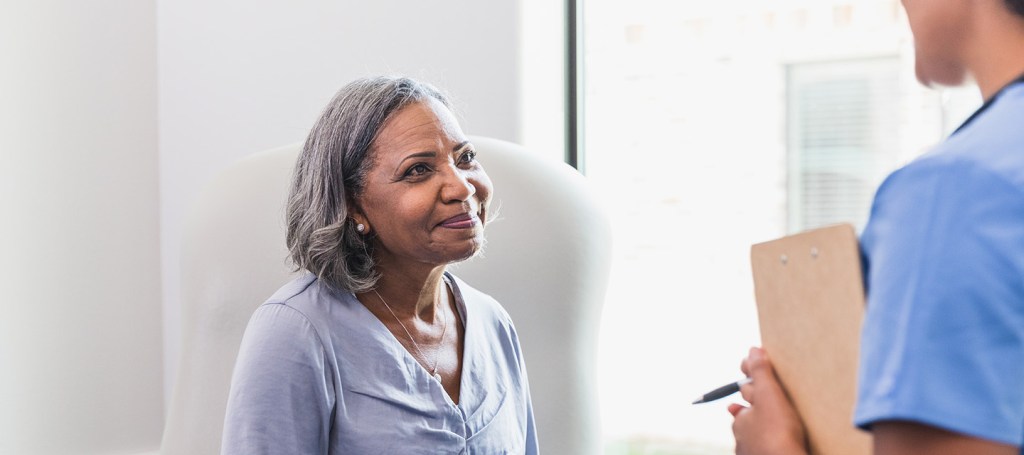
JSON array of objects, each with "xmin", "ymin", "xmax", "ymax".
[{"xmin": 750, "ymin": 224, "xmax": 871, "ymax": 455}]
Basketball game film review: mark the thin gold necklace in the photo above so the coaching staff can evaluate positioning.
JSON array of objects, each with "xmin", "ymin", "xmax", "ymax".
[{"xmin": 373, "ymin": 288, "xmax": 448, "ymax": 383}]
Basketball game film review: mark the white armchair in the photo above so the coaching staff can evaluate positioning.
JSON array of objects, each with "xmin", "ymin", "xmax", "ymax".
[{"xmin": 160, "ymin": 136, "xmax": 611, "ymax": 455}]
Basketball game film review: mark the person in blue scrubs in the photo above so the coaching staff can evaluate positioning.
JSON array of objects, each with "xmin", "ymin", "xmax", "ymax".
[
  {"xmin": 728, "ymin": 1, "xmax": 1024, "ymax": 454},
  {"xmin": 221, "ymin": 77, "xmax": 539, "ymax": 454}
]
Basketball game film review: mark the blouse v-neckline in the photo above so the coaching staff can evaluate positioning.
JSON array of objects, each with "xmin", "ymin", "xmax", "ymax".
[{"xmin": 353, "ymin": 272, "xmax": 472, "ymax": 408}]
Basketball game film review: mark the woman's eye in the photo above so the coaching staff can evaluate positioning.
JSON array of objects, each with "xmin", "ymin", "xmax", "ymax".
[
  {"xmin": 458, "ymin": 150, "xmax": 477, "ymax": 165},
  {"xmin": 405, "ymin": 163, "xmax": 431, "ymax": 178}
]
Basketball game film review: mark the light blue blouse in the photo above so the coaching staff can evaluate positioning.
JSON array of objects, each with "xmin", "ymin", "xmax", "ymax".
[
  {"xmin": 855, "ymin": 82, "xmax": 1024, "ymax": 449},
  {"xmin": 222, "ymin": 272, "xmax": 539, "ymax": 454}
]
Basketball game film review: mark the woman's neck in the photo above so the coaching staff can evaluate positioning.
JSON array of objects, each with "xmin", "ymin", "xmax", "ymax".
[{"xmin": 369, "ymin": 262, "xmax": 449, "ymax": 321}]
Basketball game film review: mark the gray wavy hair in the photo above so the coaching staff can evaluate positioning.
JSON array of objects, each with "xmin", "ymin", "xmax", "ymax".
[{"xmin": 286, "ymin": 76, "xmax": 451, "ymax": 293}]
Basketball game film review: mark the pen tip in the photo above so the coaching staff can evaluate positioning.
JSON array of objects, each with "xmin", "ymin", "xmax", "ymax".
[{"xmin": 691, "ymin": 397, "xmax": 703, "ymax": 405}]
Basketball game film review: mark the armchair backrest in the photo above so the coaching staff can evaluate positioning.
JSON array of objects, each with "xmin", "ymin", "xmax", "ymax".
[{"xmin": 160, "ymin": 136, "xmax": 611, "ymax": 455}]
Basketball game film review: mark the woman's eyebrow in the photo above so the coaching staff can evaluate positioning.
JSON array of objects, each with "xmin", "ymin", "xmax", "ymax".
[
  {"xmin": 397, "ymin": 151, "xmax": 437, "ymax": 166},
  {"xmin": 396, "ymin": 141, "xmax": 470, "ymax": 167}
]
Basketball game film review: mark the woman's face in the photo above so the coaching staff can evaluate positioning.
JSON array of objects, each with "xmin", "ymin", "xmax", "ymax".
[
  {"xmin": 353, "ymin": 98, "xmax": 492, "ymax": 270},
  {"xmin": 901, "ymin": 0, "xmax": 973, "ymax": 87}
]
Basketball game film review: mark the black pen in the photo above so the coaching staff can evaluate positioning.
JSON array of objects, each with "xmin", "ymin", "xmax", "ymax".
[{"xmin": 692, "ymin": 377, "xmax": 753, "ymax": 404}]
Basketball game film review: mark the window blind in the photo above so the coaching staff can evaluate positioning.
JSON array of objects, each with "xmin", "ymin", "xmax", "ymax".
[{"xmin": 787, "ymin": 58, "xmax": 901, "ymax": 232}]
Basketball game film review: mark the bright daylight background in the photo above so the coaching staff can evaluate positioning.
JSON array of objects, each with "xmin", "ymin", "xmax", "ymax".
[
  {"xmin": 2, "ymin": 0, "xmax": 987, "ymax": 453},
  {"xmin": 582, "ymin": 0, "xmax": 980, "ymax": 453}
]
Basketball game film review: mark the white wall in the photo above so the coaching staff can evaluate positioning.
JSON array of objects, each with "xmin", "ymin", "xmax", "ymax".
[
  {"xmin": 157, "ymin": 0, "xmax": 531, "ymax": 400},
  {"xmin": 0, "ymin": 1, "xmax": 164, "ymax": 453}
]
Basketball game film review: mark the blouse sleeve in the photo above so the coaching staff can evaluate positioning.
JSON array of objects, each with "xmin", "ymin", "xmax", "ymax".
[
  {"xmin": 221, "ymin": 303, "xmax": 334, "ymax": 455},
  {"xmin": 855, "ymin": 157, "xmax": 1024, "ymax": 446}
]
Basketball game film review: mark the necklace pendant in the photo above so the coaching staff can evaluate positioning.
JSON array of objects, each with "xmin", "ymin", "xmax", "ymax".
[{"xmin": 433, "ymin": 371, "xmax": 443, "ymax": 383}]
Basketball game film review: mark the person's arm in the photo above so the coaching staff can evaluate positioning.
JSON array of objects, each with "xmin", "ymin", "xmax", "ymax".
[
  {"xmin": 222, "ymin": 304, "xmax": 333, "ymax": 455},
  {"xmin": 854, "ymin": 159, "xmax": 1024, "ymax": 454},
  {"xmin": 872, "ymin": 421, "xmax": 1017, "ymax": 455}
]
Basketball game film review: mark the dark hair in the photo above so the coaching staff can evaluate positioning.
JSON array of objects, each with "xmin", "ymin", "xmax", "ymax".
[
  {"xmin": 1007, "ymin": 0, "xmax": 1024, "ymax": 17},
  {"xmin": 285, "ymin": 76, "xmax": 450, "ymax": 292}
]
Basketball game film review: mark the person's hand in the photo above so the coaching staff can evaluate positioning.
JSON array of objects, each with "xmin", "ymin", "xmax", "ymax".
[{"xmin": 728, "ymin": 347, "xmax": 808, "ymax": 455}]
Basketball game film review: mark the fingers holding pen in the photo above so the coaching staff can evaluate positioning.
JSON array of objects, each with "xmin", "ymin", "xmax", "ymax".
[
  {"xmin": 739, "ymin": 381, "xmax": 754, "ymax": 403},
  {"xmin": 700, "ymin": 348, "xmax": 776, "ymax": 415},
  {"xmin": 746, "ymin": 347, "xmax": 792, "ymax": 407},
  {"xmin": 729, "ymin": 346, "xmax": 809, "ymax": 455},
  {"xmin": 725, "ymin": 349, "xmax": 759, "ymax": 417},
  {"xmin": 737, "ymin": 347, "xmax": 768, "ymax": 403}
]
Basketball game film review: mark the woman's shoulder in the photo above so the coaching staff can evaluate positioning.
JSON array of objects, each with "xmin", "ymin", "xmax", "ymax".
[
  {"xmin": 240, "ymin": 283, "xmax": 329, "ymax": 361},
  {"xmin": 247, "ymin": 273, "xmax": 352, "ymax": 342},
  {"xmin": 266, "ymin": 273, "xmax": 320, "ymax": 304},
  {"xmin": 263, "ymin": 273, "xmax": 353, "ymax": 314}
]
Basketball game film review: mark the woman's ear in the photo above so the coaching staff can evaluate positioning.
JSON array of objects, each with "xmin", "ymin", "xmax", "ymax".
[{"xmin": 347, "ymin": 201, "xmax": 371, "ymax": 235}]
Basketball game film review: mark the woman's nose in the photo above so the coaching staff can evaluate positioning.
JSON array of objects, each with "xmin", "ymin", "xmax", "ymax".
[{"xmin": 440, "ymin": 167, "xmax": 476, "ymax": 203}]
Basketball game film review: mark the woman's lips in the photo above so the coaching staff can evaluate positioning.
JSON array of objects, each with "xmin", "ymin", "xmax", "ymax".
[{"xmin": 439, "ymin": 213, "xmax": 478, "ymax": 229}]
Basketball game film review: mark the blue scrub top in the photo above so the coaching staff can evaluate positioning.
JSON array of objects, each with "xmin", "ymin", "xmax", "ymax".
[
  {"xmin": 855, "ymin": 81, "xmax": 1024, "ymax": 449},
  {"xmin": 222, "ymin": 272, "xmax": 539, "ymax": 454}
]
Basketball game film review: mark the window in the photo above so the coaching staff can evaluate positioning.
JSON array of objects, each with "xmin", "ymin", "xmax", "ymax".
[
  {"xmin": 577, "ymin": 0, "xmax": 979, "ymax": 452},
  {"xmin": 787, "ymin": 58, "xmax": 901, "ymax": 232}
]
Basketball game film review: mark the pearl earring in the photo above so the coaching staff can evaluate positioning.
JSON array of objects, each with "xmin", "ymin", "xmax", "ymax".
[{"xmin": 356, "ymin": 223, "xmax": 365, "ymax": 233}]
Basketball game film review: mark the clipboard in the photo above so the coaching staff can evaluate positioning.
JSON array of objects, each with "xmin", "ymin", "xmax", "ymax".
[{"xmin": 750, "ymin": 224, "xmax": 871, "ymax": 455}]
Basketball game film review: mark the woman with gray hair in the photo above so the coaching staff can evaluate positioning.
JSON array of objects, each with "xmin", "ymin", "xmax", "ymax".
[{"xmin": 221, "ymin": 76, "xmax": 539, "ymax": 454}]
